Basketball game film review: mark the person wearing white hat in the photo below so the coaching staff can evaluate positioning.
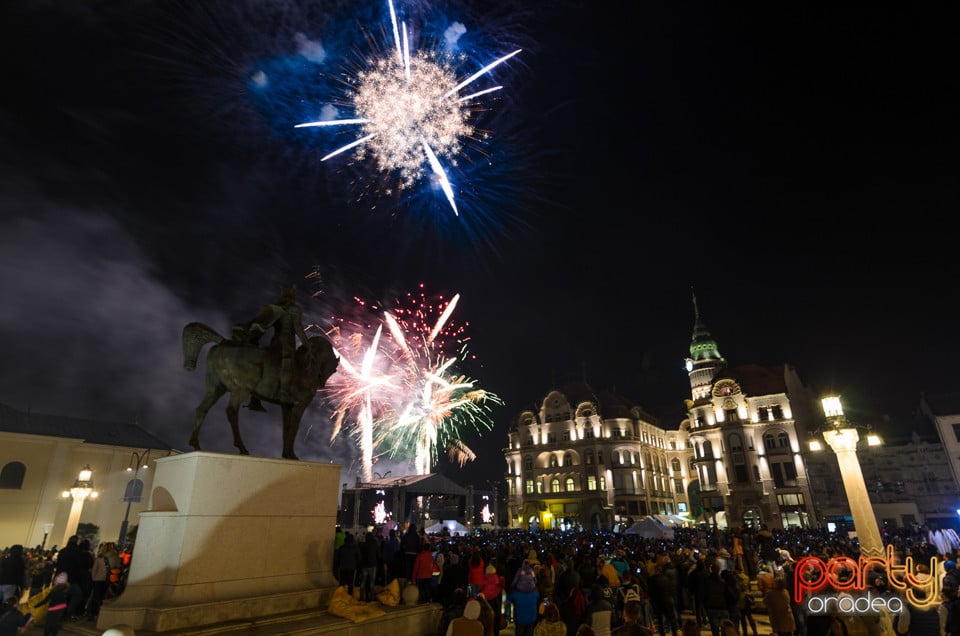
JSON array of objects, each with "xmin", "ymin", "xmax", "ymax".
[{"xmin": 447, "ymin": 598, "xmax": 483, "ymax": 636}]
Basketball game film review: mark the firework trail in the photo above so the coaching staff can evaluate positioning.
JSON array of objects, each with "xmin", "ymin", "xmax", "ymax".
[{"xmin": 295, "ymin": 0, "xmax": 521, "ymax": 214}]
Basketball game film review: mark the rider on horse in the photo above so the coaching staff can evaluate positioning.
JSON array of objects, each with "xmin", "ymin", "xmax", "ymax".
[{"xmin": 232, "ymin": 285, "xmax": 311, "ymax": 409}]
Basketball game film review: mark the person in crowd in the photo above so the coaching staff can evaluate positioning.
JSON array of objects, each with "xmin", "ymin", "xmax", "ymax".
[
  {"xmin": 480, "ymin": 564, "xmax": 504, "ymax": 636},
  {"xmin": 85, "ymin": 541, "xmax": 121, "ymax": 621},
  {"xmin": 333, "ymin": 525, "xmax": 345, "ymax": 574},
  {"xmin": 34, "ymin": 572, "xmax": 71, "ymax": 636},
  {"xmin": 648, "ymin": 556, "xmax": 679, "ymax": 636},
  {"xmin": 475, "ymin": 594, "xmax": 496, "ymax": 636},
  {"xmin": 757, "ymin": 525, "xmax": 778, "ymax": 573},
  {"xmin": 703, "ymin": 562, "xmax": 730, "ymax": 636},
  {"xmin": 611, "ymin": 589, "xmax": 653, "ymax": 636},
  {"xmin": 944, "ymin": 561, "xmax": 960, "ymax": 602},
  {"xmin": 336, "ymin": 532, "xmax": 360, "ymax": 598},
  {"xmin": 438, "ymin": 588, "xmax": 470, "ymax": 636},
  {"xmin": 383, "ymin": 528, "xmax": 402, "ymax": 584},
  {"xmin": 507, "ymin": 572, "xmax": 541, "ymax": 636},
  {"xmin": 585, "ymin": 583, "xmax": 614, "ymax": 636},
  {"xmin": 534, "ymin": 600, "xmax": 567, "ymax": 636},
  {"xmin": 0, "ymin": 546, "xmax": 25, "ymax": 604},
  {"xmin": 467, "ymin": 548, "xmax": 486, "ymax": 598},
  {"xmin": 686, "ymin": 556, "xmax": 709, "ymax": 629},
  {"xmin": 733, "ymin": 564, "xmax": 758, "ymax": 636},
  {"xmin": 52, "ymin": 536, "xmax": 87, "ymax": 620},
  {"xmin": 446, "ymin": 597, "xmax": 484, "ymax": 636},
  {"xmin": 401, "ymin": 524, "xmax": 422, "ymax": 582},
  {"xmin": 763, "ymin": 577, "xmax": 796, "ymax": 636},
  {"xmin": 413, "ymin": 542, "xmax": 438, "ymax": 604},
  {"xmin": 358, "ymin": 531, "xmax": 381, "ymax": 603},
  {"xmin": 0, "ymin": 596, "xmax": 34, "ymax": 636},
  {"xmin": 27, "ymin": 554, "xmax": 54, "ymax": 599},
  {"xmin": 441, "ymin": 553, "xmax": 469, "ymax": 606},
  {"xmin": 719, "ymin": 568, "xmax": 742, "ymax": 635}
]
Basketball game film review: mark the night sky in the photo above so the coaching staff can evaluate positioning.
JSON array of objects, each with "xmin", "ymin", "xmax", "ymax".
[{"xmin": 1, "ymin": 1, "xmax": 956, "ymax": 488}]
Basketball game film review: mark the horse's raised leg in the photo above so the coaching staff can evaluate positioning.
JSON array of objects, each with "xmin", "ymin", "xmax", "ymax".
[
  {"xmin": 226, "ymin": 393, "xmax": 250, "ymax": 455},
  {"xmin": 190, "ymin": 385, "xmax": 226, "ymax": 450}
]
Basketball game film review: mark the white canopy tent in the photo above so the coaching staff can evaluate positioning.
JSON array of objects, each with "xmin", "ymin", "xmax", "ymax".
[{"xmin": 625, "ymin": 516, "xmax": 675, "ymax": 539}]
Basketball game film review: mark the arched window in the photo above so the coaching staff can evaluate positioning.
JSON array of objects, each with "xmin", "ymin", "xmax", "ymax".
[
  {"xmin": 0, "ymin": 461, "xmax": 26, "ymax": 489},
  {"xmin": 549, "ymin": 455, "xmax": 559, "ymax": 468},
  {"xmin": 763, "ymin": 434, "xmax": 777, "ymax": 451},
  {"xmin": 565, "ymin": 477, "xmax": 575, "ymax": 491},
  {"xmin": 728, "ymin": 433, "xmax": 743, "ymax": 452},
  {"xmin": 671, "ymin": 458, "xmax": 681, "ymax": 472},
  {"xmin": 777, "ymin": 432, "xmax": 790, "ymax": 449},
  {"xmin": 523, "ymin": 456, "xmax": 533, "ymax": 470},
  {"xmin": 551, "ymin": 478, "xmax": 561, "ymax": 493},
  {"xmin": 564, "ymin": 453, "xmax": 573, "ymax": 467}
]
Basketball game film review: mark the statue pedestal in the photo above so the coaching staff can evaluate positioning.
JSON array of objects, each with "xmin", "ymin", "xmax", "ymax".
[{"xmin": 97, "ymin": 452, "xmax": 341, "ymax": 633}]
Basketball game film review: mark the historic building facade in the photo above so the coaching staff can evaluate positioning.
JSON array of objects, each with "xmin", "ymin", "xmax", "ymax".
[{"xmin": 504, "ymin": 295, "xmax": 821, "ymax": 531}]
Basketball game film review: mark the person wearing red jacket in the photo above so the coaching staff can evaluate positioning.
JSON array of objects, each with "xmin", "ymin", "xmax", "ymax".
[
  {"xmin": 412, "ymin": 543, "xmax": 437, "ymax": 604},
  {"xmin": 480, "ymin": 564, "xmax": 505, "ymax": 636},
  {"xmin": 467, "ymin": 548, "xmax": 486, "ymax": 597}
]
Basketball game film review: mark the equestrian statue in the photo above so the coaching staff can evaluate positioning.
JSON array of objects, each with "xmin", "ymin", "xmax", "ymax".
[{"xmin": 181, "ymin": 286, "xmax": 339, "ymax": 460}]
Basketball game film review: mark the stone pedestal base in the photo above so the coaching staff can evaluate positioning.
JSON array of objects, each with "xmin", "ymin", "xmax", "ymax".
[{"xmin": 97, "ymin": 452, "xmax": 341, "ymax": 633}]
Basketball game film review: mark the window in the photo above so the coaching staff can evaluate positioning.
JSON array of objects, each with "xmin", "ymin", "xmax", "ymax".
[
  {"xmin": 525, "ymin": 480, "xmax": 534, "ymax": 494},
  {"xmin": 728, "ymin": 434, "xmax": 743, "ymax": 452},
  {"xmin": 953, "ymin": 423, "xmax": 960, "ymax": 442},
  {"xmin": 758, "ymin": 407, "xmax": 769, "ymax": 420},
  {"xmin": 551, "ymin": 479, "xmax": 561, "ymax": 493},
  {"xmin": 584, "ymin": 429, "xmax": 595, "ymax": 439},
  {"xmin": 0, "ymin": 462, "xmax": 26, "ymax": 489},
  {"xmin": 777, "ymin": 433, "xmax": 790, "ymax": 449},
  {"xmin": 523, "ymin": 456, "xmax": 533, "ymax": 470},
  {"xmin": 585, "ymin": 450, "xmax": 594, "ymax": 465},
  {"xmin": 734, "ymin": 465, "xmax": 749, "ymax": 483},
  {"xmin": 565, "ymin": 477, "xmax": 575, "ymax": 491},
  {"xmin": 562, "ymin": 431, "xmax": 570, "ymax": 441},
  {"xmin": 536, "ymin": 480, "xmax": 544, "ymax": 494},
  {"xmin": 597, "ymin": 452, "xmax": 603, "ymax": 465},
  {"xmin": 564, "ymin": 453, "xmax": 573, "ymax": 467},
  {"xmin": 763, "ymin": 434, "xmax": 776, "ymax": 451},
  {"xmin": 675, "ymin": 479, "xmax": 684, "ymax": 494},
  {"xmin": 524, "ymin": 437, "xmax": 534, "ymax": 446},
  {"xmin": 549, "ymin": 455, "xmax": 559, "ymax": 468},
  {"xmin": 613, "ymin": 429, "xmax": 622, "ymax": 438},
  {"xmin": 548, "ymin": 433, "xmax": 557, "ymax": 443},
  {"xmin": 725, "ymin": 408, "xmax": 739, "ymax": 422},
  {"xmin": 587, "ymin": 475, "xmax": 597, "ymax": 491},
  {"xmin": 599, "ymin": 476, "xmax": 606, "ymax": 491},
  {"xmin": 703, "ymin": 441, "xmax": 714, "ymax": 458},
  {"xmin": 672, "ymin": 458, "xmax": 681, "ymax": 472},
  {"xmin": 772, "ymin": 405, "xmax": 783, "ymax": 419},
  {"xmin": 753, "ymin": 465, "xmax": 761, "ymax": 481}
]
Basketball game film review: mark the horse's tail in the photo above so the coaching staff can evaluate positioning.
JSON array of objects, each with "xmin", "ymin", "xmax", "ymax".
[{"xmin": 182, "ymin": 322, "xmax": 225, "ymax": 371}]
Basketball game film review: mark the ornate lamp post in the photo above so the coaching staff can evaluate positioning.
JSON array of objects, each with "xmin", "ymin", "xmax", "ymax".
[
  {"xmin": 118, "ymin": 450, "xmax": 151, "ymax": 548},
  {"xmin": 60, "ymin": 465, "xmax": 97, "ymax": 547},
  {"xmin": 809, "ymin": 396, "xmax": 883, "ymax": 556}
]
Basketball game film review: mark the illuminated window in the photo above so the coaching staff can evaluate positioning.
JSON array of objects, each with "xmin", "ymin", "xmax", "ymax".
[
  {"xmin": 525, "ymin": 480, "xmax": 534, "ymax": 494},
  {"xmin": 549, "ymin": 455, "xmax": 559, "ymax": 468},
  {"xmin": 565, "ymin": 477, "xmax": 575, "ymax": 491},
  {"xmin": 587, "ymin": 475, "xmax": 597, "ymax": 491},
  {"xmin": 599, "ymin": 476, "xmax": 606, "ymax": 490},
  {"xmin": 551, "ymin": 479, "xmax": 561, "ymax": 493}
]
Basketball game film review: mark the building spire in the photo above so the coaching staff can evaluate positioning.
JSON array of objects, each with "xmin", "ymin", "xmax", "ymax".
[{"xmin": 689, "ymin": 288, "xmax": 722, "ymax": 362}]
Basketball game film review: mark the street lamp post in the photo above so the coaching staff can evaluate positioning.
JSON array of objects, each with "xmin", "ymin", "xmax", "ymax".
[
  {"xmin": 811, "ymin": 396, "xmax": 884, "ymax": 556},
  {"xmin": 118, "ymin": 450, "xmax": 151, "ymax": 549},
  {"xmin": 60, "ymin": 465, "xmax": 97, "ymax": 547}
]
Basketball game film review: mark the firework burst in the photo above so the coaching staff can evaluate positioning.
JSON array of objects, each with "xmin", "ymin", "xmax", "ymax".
[
  {"xmin": 296, "ymin": 0, "xmax": 521, "ymax": 215},
  {"xmin": 319, "ymin": 286, "xmax": 501, "ymax": 479}
]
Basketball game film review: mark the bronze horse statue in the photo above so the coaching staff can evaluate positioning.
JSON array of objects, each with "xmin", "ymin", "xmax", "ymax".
[{"xmin": 182, "ymin": 321, "xmax": 339, "ymax": 459}]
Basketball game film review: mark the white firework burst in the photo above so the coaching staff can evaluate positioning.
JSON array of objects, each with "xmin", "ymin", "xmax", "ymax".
[{"xmin": 295, "ymin": 0, "xmax": 521, "ymax": 215}]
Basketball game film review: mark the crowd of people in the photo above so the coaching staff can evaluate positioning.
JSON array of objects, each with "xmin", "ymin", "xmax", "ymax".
[
  {"xmin": 0, "ymin": 535, "xmax": 127, "ymax": 635},
  {"xmin": 6, "ymin": 521, "xmax": 960, "ymax": 635},
  {"xmin": 333, "ymin": 521, "xmax": 960, "ymax": 636}
]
